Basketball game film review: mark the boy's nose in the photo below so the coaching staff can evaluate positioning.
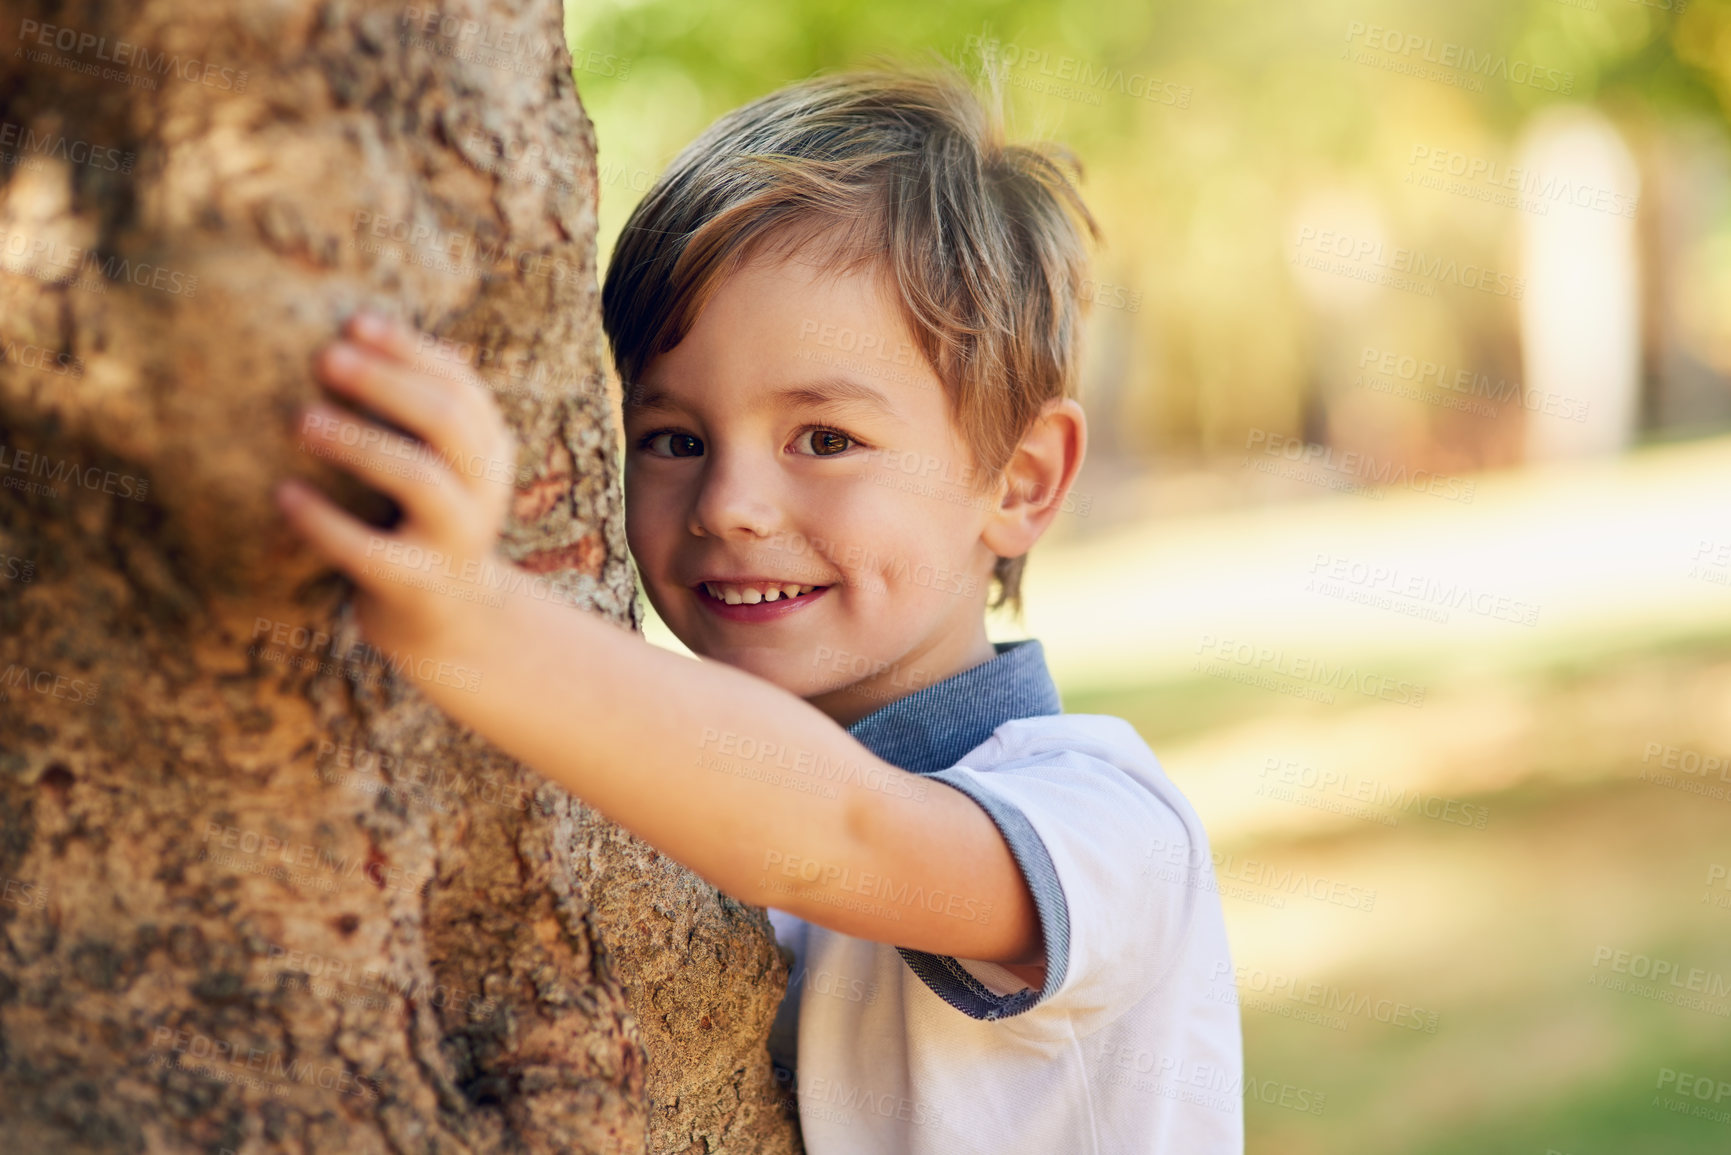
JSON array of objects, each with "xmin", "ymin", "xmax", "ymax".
[{"xmin": 688, "ymin": 452, "xmax": 784, "ymax": 540}]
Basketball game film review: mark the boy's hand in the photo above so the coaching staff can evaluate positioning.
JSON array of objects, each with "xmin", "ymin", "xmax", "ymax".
[{"xmin": 275, "ymin": 312, "xmax": 520, "ymax": 658}]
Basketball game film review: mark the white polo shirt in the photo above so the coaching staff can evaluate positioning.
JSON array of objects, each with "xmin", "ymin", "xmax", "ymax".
[{"xmin": 766, "ymin": 639, "xmax": 1243, "ymax": 1154}]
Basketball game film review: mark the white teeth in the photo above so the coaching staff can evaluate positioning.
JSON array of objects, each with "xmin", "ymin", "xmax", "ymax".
[{"xmin": 704, "ymin": 580, "xmax": 825, "ymax": 604}]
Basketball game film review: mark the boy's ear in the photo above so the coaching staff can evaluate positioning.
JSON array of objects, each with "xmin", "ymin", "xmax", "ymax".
[{"xmin": 979, "ymin": 397, "xmax": 1088, "ymax": 561}]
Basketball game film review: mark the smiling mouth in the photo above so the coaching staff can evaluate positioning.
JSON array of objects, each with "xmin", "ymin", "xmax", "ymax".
[{"xmin": 697, "ymin": 581, "xmax": 830, "ymax": 606}]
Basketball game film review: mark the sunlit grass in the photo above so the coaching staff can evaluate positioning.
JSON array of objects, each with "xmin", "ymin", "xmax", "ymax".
[{"xmin": 1045, "ymin": 438, "xmax": 1731, "ymax": 1152}]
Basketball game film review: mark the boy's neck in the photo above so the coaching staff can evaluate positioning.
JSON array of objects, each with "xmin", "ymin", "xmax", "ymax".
[{"xmin": 804, "ymin": 619, "xmax": 999, "ymax": 728}]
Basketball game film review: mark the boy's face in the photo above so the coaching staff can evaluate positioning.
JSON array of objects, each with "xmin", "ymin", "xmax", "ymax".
[{"xmin": 622, "ymin": 247, "xmax": 1004, "ymax": 724}]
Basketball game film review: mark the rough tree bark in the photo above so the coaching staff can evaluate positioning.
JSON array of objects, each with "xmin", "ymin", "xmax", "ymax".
[{"xmin": 0, "ymin": 2, "xmax": 801, "ymax": 1152}]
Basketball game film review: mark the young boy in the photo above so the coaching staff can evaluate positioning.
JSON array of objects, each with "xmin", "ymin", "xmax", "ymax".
[{"xmin": 277, "ymin": 67, "xmax": 1242, "ymax": 1154}]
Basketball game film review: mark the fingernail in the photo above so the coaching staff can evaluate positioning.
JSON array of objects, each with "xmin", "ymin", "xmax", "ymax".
[
  {"xmin": 326, "ymin": 343, "xmax": 361, "ymax": 372},
  {"xmin": 353, "ymin": 312, "xmax": 387, "ymax": 339}
]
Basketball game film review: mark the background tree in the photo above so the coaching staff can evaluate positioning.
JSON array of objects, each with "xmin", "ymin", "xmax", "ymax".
[
  {"xmin": 0, "ymin": 1, "xmax": 799, "ymax": 1151},
  {"xmin": 575, "ymin": 0, "xmax": 1731, "ymax": 469}
]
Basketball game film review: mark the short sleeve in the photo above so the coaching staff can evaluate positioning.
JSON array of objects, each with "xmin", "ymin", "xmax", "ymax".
[
  {"xmin": 896, "ymin": 740, "xmax": 1204, "ymax": 1032},
  {"xmin": 765, "ymin": 908, "xmax": 808, "ymax": 1071}
]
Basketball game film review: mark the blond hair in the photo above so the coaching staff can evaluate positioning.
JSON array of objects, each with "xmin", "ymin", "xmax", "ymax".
[{"xmin": 601, "ymin": 64, "xmax": 1099, "ymax": 616}]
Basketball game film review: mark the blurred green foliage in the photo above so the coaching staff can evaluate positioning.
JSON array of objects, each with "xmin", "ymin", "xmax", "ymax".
[
  {"xmin": 567, "ymin": 0, "xmax": 1730, "ymax": 462},
  {"xmin": 565, "ymin": 7, "xmax": 1731, "ymax": 1150}
]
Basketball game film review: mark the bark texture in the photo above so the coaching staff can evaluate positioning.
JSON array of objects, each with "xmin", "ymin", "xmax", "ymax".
[{"xmin": 0, "ymin": 2, "xmax": 800, "ymax": 1152}]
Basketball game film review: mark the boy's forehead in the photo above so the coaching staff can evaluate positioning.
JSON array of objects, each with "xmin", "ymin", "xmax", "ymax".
[
  {"xmin": 633, "ymin": 252, "xmax": 938, "ymax": 419},
  {"xmin": 629, "ymin": 373, "xmax": 903, "ymax": 421},
  {"xmin": 730, "ymin": 243, "xmax": 905, "ymax": 327}
]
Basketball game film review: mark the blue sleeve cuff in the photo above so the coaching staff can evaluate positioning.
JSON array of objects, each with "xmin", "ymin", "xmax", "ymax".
[{"xmin": 893, "ymin": 769, "xmax": 1071, "ymax": 1022}]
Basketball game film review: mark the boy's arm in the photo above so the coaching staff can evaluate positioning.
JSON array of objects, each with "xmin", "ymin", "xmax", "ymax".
[
  {"xmin": 275, "ymin": 315, "xmax": 1047, "ymax": 984},
  {"xmin": 429, "ymin": 583, "xmax": 1045, "ymax": 986}
]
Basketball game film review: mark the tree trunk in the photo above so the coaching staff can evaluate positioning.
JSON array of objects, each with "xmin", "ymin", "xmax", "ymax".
[{"xmin": 0, "ymin": 2, "xmax": 801, "ymax": 1152}]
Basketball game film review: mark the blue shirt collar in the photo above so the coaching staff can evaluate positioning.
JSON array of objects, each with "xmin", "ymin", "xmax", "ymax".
[{"xmin": 844, "ymin": 639, "xmax": 1062, "ymax": 775}]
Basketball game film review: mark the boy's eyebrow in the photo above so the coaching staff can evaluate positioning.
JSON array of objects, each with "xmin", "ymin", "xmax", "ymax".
[
  {"xmin": 770, "ymin": 375, "xmax": 899, "ymax": 416},
  {"xmin": 630, "ymin": 375, "xmax": 901, "ymax": 419}
]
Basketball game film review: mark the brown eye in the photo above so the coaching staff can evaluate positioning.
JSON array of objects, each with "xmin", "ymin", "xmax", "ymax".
[
  {"xmin": 641, "ymin": 431, "xmax": 703, "ymax": 457},
  {"xmin": 803, "ymin": 428, "xmax": 853, "ymax": 456}
]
